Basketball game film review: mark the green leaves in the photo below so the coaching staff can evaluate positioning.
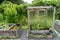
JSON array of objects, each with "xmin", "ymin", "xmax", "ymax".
[
  {"xmin": 32, "ymin": 0, "xmax": 60, "ymax": 20},
  {"xmin": 0, "ymin": 1, "xmax": 27, "ymax": 25},
  {"xmin": 0, "ymin": 1, "xmax": 18, "ymax": 23},
  {"xmin": 0, "ymin": 13, "xmax": 3, "ymax": 21},
  {"xmin": 17, "ymin": 4, "xmax": 27, "ymax": 25},
  {"xmin": 3, "ymin": 2, "xmax": 18, "ymax": 23}
]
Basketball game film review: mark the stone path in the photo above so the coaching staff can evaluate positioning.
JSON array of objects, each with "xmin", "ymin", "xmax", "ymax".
[{"xmin": 20, "ymin": 30, "xmax": 29, "ymax": 40}]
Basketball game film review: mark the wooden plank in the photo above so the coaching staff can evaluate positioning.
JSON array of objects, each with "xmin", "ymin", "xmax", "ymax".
[
  {"xmin": 27, "ymin": 6, "xmax": 53, "ymax": 10},
  {"xmin": 53, "ymin": 7, "xmax": 56, "ymax": 29},
  {"xmin": 27, "ymin": 9, "xmax": 30, "ymax": 29},
  {"xmin": 1, "ymin": 30, "xmax": 58, "ymax": 40}
]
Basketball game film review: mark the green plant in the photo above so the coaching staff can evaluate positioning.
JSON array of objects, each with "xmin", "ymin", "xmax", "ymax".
[
  {"xmin": 1, "ymin": 1, "xmax": 18, "ymax": 23},
  {"xmin": 17, "ymin": 4, "xmax": 27, "ymax": 25},
  {"xmin": 32, "ymin": 0, "xmax": 60, "ymax": 20},
  {"xmin": 0, "ymin": 1, "xmax": 28, "ymax": 25},
  {"xmin": 0, "ymin": 13, "xmax": 3, "ymax": 21}
]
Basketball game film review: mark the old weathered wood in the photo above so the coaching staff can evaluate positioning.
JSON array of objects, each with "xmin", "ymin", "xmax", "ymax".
[
  {"xmin": 0, "ymin": 24, "xmax": 21, "ymax": 38},
  {"xmin": 54, "ymin": 20, "xmax": 60, "ymax": 36},
  {"xmin": 27, "ymin": 9, "xmax": 30, "ymax": 29},
  {"xmin": 30, "ymin": 30, "xmax": 50, "ymax": 34},
  {"xmin": 27, "ymin": 6, "xmax": 56, "ymax": 39},
  {"xmin": 1, "ymin": 30, "xmax": 58, "ymax": 40},
  {"xmin": 53, "ymin": 7, "xmax": 56, "ymax": 29},
  {"xmin": 27, "ymin": 6, "xmax": 54, "ymax": 30},
  {"xmin": 27, "ymin": 6, "xmax": 53, "ymax": 10}
]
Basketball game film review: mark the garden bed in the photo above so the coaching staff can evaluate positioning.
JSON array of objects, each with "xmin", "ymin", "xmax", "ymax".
[
  {"xmin": 54, "ymin": 20, "xmax": 60, "ymax": 38},
  {"xmin": 0, "ymin": 23, "xmax": 22, "ymax": 38},
  {"xmin": 28, "ymin": 30, "xmax": 54, "ymax": 39},
  {"xmin": 54, "ymin": 20, "xmax": 60, "ymax": 33}
]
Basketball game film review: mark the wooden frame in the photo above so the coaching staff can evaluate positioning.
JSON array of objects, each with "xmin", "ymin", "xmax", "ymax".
[
  {"xmin": 0, "ymin": 24, "xmax": 22, "ymax": 38},
  {"xmin": 27, "ymin": 6, "xmax": 56, "ymax": 30},
  {"xmin": 54, "ymin": 20, "xmax": 60, "ymax": 37}
]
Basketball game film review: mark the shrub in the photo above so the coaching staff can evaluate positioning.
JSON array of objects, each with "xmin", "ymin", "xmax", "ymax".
[
  {"xmin": 32, "ymin": 0, "xmax": 60, "ymax": 20},
  {"xmin": 17, "ymin": 4, "xmax": 27, "ymax": 25},
  {"xmin": 0, "ymin": 1, "xmax": 28, "ymax": 25},
  {"xmin": 0, "ymin": 1, "xmax": 18, "ymax": 23}
]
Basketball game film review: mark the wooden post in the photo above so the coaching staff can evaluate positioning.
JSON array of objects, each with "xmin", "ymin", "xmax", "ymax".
[
  {"xmin": 52, "ymin": 7, "xmax": 56, "ymax": 29},
  {"xmin": 27, "ymin": 9, "xmax": 30, "ymax": 29},
  {"xmin": 45, "ymin": 10, "xmax": 48, "ymax": 29},
  {"xmin": 36, "ymin": 10, "xmax": 40, "ymax": 28}
]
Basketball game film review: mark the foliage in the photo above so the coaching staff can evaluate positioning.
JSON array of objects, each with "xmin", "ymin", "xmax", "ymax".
[
  {"xmin": 0, "ymin": 1, "xmax": 28, "ymax": 25},
  {"xmin": 0, "ymin": 1, "xmax": 18, "ymax": 23},
  {"xmin": 0, "ymin": 0, "xmax": 60, "ymax": 30},
  {"xmin": 0, "ymin": 0, "xmax": 24, "ymax": 4},
  {"xmin": 0, "ymin": 13, "xmax": 3, "ymax": 21},
  {"xmin": 7, "ymin": 0, "xmax": 24, "ymax": 4},
  {"xmin": 56, "ymin": 1, "xmax": 60, "ymax": 19},
  {"xmin": 17, "ymin": 4, "xmax": 28, "ymax": 25},
  {"xmin": 32, "ymin": 0, "xmax": 60, "ymax": 20}
]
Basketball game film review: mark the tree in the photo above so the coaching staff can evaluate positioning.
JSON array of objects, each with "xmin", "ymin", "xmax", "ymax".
[
  {"xmin": 1, "ymin": 2, "xmax": 18, "ymax": 23},
  {"xmin": 32, "ymin": 0, "xmax": 60, "ymax": 20},
  {"xmin": 0, "ymin": 0, "xmax": 24, "ymax": 4},
  {"xmin": 0, "ymin": 0, "xmax": 4, "ymax": 4},
  {"xmin": 7, "ymin": 0, "xmax": 24, "ymax": 4}
]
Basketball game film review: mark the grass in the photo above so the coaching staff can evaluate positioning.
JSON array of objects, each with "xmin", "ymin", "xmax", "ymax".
[
  {"xmin": 29, "ymin": 13, "xmax": 53, "ymax": 30},
  {"xmin": 0, "ymin": 12, "xmax": 53, "ymax": 30},
  {"xmin": 22, "ymin": 25, "xmax": 28, "ymax": 30},
  {"xmin": 0, "ymin": 23, "xmax": 9, "ymax": 29},
  {"xmin": 21, "ymin": 13, "xmax": 53, "ymax": 30}
]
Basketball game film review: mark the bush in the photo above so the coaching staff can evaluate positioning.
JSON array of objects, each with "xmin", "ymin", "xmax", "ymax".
[
  {"xmin": 1, "ymin": 1, "xmax": 18, "ymax": 23},
  {"xmin": 0, "ymin": 1, "xmax": 28, "ymax": 25},
  {"xmin": 0, "ymin": 13, "xmax": 3, "ymax": 21},
  {"xmin": 32, "ymin": 0, "xmax": 60, "ymax": 20},
  {"xmin": 17, "ymin": 4, "xmax": 27, "ymax": 25}
]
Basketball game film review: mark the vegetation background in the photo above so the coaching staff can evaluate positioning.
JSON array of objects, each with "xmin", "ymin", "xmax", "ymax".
[{"xmin": 0, "ymin": 0, "xmax": 60, "ymax": 29}]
